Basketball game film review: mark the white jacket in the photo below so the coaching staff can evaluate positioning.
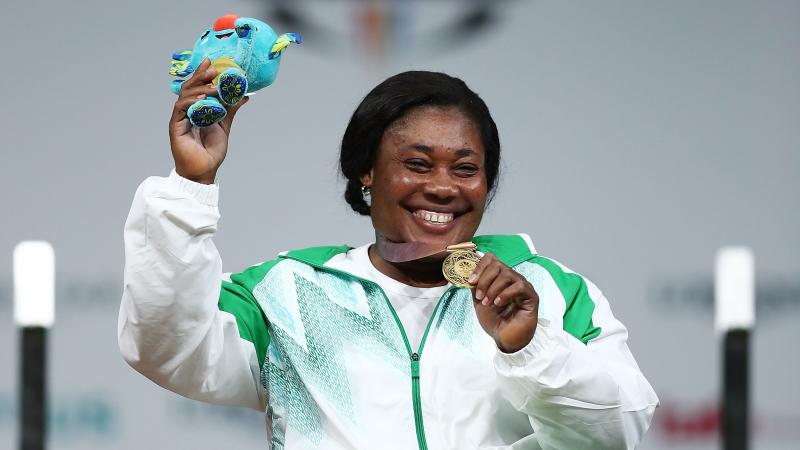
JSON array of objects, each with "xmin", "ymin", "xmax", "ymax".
[{"xmin": 118, "ymin": 171, "xmax": 659, "ymax": 449}]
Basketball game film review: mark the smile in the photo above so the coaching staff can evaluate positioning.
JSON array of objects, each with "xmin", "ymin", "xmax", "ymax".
[{"xmin": 412, "ymin": 209, "xmax": 455, "ymax": 224}]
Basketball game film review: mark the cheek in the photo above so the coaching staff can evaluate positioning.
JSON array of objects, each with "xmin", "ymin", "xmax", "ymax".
[
  {"xmin": 375, "ymin": 171, "xmax": 420, "ymax": 200},
  {"xmin": 379, "ymin": 167, "xmax": 417, "ymax": 186},
  {"xmin": 463, "ymin": 177, "xmax": 488, "ymax": 204},
  {"xmin": 371, "ymin": 176, "xmax": 412, "ymax": 218}
]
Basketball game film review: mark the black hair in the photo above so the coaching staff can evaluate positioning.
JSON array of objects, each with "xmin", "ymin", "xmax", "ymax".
[{"xmin": 339, "ymin": 71, "xmax": 501, "ymax": 215}]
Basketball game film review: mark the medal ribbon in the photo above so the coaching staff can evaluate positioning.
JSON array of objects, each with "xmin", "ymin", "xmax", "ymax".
[
  {"xmin": 377, "ymin": 236, "xmax": 476, "ymax": 263},
  {"xmin": 376, "ymin": 236, "xmax": 480, "ymax": 287}
]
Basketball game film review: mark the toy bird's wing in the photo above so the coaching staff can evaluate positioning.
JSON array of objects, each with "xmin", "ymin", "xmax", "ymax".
[
  {"xmin": 268, "ymin": 33, "xmax": 302, "ymax": 60},
  {"xmin": 170, "ymin": 50, "xmax": 194, "ymax": 77}
]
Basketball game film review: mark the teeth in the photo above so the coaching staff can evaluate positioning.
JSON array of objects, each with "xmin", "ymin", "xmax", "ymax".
[{"xmin": 413, "ymin": 210, "xmax": 454, "ymax": 224}]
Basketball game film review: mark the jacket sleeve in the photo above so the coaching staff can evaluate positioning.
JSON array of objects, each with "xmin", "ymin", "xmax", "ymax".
[
  {"xmin": 494, "ymin": 260, "xmax": 659, "ymax": 449},
  {"xmin": 117, "ymin": 170, "xmax": 268, "ymax": 411}
]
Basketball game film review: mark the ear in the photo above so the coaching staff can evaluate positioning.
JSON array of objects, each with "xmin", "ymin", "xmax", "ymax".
[{"xmin": 359, "ymin": 170, "xmax": 374, "ymax": 188}]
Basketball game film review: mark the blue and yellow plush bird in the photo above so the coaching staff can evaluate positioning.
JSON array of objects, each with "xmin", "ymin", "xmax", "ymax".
[{"xmin": 170, "ymin": 14, "xmax": 301, "ymax": 127}]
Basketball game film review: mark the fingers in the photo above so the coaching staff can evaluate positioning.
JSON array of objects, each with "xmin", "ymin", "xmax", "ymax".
[
  {"xmin": 471, "ymin": 253, "xmax": 501, "ymax": 305},
  {"xmin": 181, "ymin": 84, "xmax": 218, "ymax": 99},
  {"xmin": 173, "ymin": 88, "xmax": 215, "ymax": 112},
  {"xmin": 468, "ymin": 252, "xmax": 496, "ymax": 286},
  {"xmin": 473, "ymin": 265, "xmax": 501, "ymax": 305},
  {"xmin": 170, "ymin": 60, "xmax": 218, "ymax": 123},
  {"xmin": 170, "ymin": 97, "xmax": 202, "ymax": 134},
  {"xmin": 470, "ymin": 252, "xmax": 537, "ymax": 308},
  {"xmin": 483, "ymin": 274, "xmax": 516, "ymax": 307},
  {"xmin": 179, "ymin": 59, "xmax": 216, "ymax": 103},
  {"xmin": 182, "ymin": 58, "xmax": 217, "ymax": 89},
  {"xmin": 493, "ymin": 281, "xmax": 533, "ymax": 308},
  {"xmin": 166, "ymin": 57, "xmax": 249, "ymax": 150}
]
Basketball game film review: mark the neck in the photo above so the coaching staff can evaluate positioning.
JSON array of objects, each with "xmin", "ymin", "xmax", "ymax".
[{"xmin": 368, "ymin": 244, "xmax": 447, "ymax": 288}]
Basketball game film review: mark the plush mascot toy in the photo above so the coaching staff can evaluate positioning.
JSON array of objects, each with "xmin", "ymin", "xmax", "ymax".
[{"xmin": 170, "ymin": 14, "xmax": 301, "ymax": 127}]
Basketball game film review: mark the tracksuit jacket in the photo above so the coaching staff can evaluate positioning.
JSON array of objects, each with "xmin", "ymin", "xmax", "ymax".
[{"xmin": 118, "ymin": 170, "xmax": 659, "ymax": 449}]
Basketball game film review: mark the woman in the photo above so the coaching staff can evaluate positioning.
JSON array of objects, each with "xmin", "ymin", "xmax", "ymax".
[{"xmin": 119, "ymin": 59, "xmax": 659, "ymax": 449}]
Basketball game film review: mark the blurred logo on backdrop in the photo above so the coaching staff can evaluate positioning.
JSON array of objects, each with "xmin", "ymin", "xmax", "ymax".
[
  {"xmin": 252, "ymin": 0, "xmax": 518, "ymax": 59},
  {"xmin": 0, "ymin": 392, "xmax": 116, "ymax": 443},
  {"xmin": 651, "ymin": 275, "xmax": 800, "ymax": 318},
  {"xmin": 653, "ymin": 399, "xmax": 800, "ymax": 444}
]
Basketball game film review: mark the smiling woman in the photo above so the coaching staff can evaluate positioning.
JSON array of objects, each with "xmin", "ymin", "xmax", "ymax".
[
  {"xmin": 118, "ymin": 69, "xmax": 659, "ymax": 449},
  {"xmin": 364, "ymin": 105, "xmax": 488, "ymax": 284}
]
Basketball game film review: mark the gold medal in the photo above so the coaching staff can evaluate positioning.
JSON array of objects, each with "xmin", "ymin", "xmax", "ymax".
[{"xmin": 442, "ymin": 243, "xmax": 481, "ymax": 287}]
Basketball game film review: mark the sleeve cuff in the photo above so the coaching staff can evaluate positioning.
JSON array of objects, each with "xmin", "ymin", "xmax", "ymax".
[
  {"xmin": 496, "ymin": 318, "xmax": 554, "ymax": 367},
  {"xmin": 168, "ymin": 169, "xmax": 219, "ymax": 206}
]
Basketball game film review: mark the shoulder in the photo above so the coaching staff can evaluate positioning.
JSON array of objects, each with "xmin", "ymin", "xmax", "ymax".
[
  {"xmin": 476, "ymin": 233, "xmax": 593, "ymax": 290},
  {"xmin": 480, "ymin": 234, "xmax": 607, "ymax": 335},
  {"xmin": 503, "ymin": 244, "xmax": 606, "ymax": 344},
  {"xmin": 226, "ymin": 245, "xmax": 353, "ymax": 290},
  {"xmin": 474, "ymin": 233, "xmax": 537, "ymax": 266},
  {"xmin": 476, "ymin": 233, "xmax": 586, "ymax": 300},
  {"xmin": 475, "ymin": 232, "xmax": 582, "ymax": 282}
]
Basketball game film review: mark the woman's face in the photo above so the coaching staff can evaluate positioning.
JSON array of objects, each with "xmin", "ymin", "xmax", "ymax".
[{"xmin": 362, "ymin": 105, "xmax": 488, "ymax": 254}]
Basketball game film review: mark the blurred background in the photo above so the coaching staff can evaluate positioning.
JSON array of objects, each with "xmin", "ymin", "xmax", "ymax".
[{"xmin": 1, "ymin": 0, "xmax": 798, "ymax": 449}]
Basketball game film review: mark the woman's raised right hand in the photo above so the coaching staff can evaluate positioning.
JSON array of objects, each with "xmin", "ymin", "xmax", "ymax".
[{"xmin": 169, "ymin": 58, "xmax": 249, "ymax": 185}]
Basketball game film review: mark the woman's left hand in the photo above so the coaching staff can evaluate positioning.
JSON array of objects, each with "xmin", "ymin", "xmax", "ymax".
[{"xmin": 469, "ymin": 253, "xmax": 539, "ymax": 353}]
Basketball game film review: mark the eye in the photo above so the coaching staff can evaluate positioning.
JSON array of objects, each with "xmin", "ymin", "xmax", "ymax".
[
  {"xmin": 236, "ymin": 23, "xmax": 251, "ymax": 38},
  {"xmin": 454, "ymin": 164, "xmax": 479, "ymax": 176},
  {"xmin": 404, "ymin": 159, "xmax": 430, "ymax": 172},
  {"xmin": 200, "ymin": 30, "xmax": 210, "ymax": 40}
]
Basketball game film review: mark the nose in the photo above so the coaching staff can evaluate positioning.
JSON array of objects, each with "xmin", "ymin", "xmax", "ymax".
[{"xmin": 423, "ymin": 168, "xmax": 459, "ymax": 201}]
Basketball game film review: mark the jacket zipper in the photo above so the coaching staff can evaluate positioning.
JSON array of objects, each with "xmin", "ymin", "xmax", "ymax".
[
  {"xmin": 281, "ymin": 255, "xmax": 454, "ymax": 450},
  {"xmin": 409, "ymin": 290, "xmax": 453, "ymax": 450},
  {"xmin": 411, "ymin": 352, "xmax": 425, "ymax": 449},
  {"xmin": 366, "ymin": 283, "xmax": 452, "ymax": 450}
]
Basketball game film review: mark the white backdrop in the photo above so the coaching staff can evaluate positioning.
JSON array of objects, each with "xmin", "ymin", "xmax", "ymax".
[{"xmin": 1, "ymin": 0, "xmax": 798, "ymax": 448}]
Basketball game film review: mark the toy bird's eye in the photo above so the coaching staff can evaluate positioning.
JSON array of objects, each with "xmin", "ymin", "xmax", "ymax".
[
  {"xmin": 235, "ymin": 23, "xmax": 251, "ymax": 38},
  {"xmin": 200, "ymin": 30, "xmax": 210, "ymax": 39}
]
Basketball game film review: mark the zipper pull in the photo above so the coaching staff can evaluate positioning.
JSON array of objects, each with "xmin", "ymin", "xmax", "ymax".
[{"xmin": 411, "ymin": 353, "xmax": 420, "ymax": 378}]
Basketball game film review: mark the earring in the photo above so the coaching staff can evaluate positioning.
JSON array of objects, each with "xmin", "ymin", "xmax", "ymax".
[{"xmin": 361, "ymin": 185, "xmax": 371, "ymax": 207}]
